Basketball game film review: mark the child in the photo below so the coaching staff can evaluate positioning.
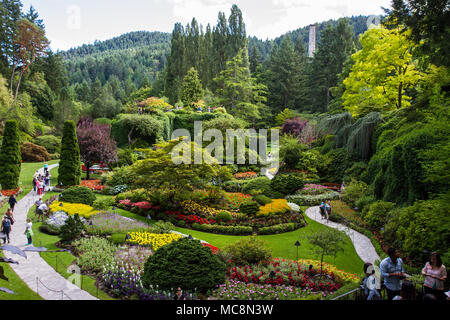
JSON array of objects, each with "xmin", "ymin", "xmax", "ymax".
[
  {"xmin": 25, "ymin": 218, "xmax": 33, "ymax": 245},
  {"xmin": 363, "ymin": 263, "xmax": 381, "ymax": 300}
]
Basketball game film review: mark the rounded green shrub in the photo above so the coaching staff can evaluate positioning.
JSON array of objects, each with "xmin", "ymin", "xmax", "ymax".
[
  {"xmin": 61, "ymin": 186, "xmax": 96, "ymax": 206},
  {"xmin": 242, "ymin": 177, "xmax": 273, "ymax": 197},
  {"xmin": 0, "ymin": 120, "xmax": 21, "ymax": 190},
  {"xmin": 270, "ymin": 173, "xmax": 304, "ymax": 196},
  {"xmin": 34, "ymin": 135, "xmax": 61, "ymax": 154},
  {"xmin": 254, "ymin": 195, "xmax": 273, "ymax": 206},
  {"xmin": 142, "ymin": 238, "xmax": 226, "ymax": 293},
  {"xmin": 93, "ymin": 197, "xmax": 115, "ymax": 210},
  {"xmin": 239, "ymin": 201, "xmax": 260, "ymax": 216},
  {"xmin": 223, "ymin": 237, "xmax": 272, "ymax": 265},
  {"xmin": 364, "ymin": 201, "xmax": 395, "ymax": 229},
  {"xmin": 215, "ymin": 211, "xmax": 233, "ymax": 222},
  {"xmin": 177, "ymin": 220, "xmax": 186, "ymax": 227}
]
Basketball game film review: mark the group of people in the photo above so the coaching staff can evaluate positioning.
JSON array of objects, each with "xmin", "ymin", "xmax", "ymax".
[
  {"xmin": 0, "ymin": 194, "xmax": 33, "ymax": 245},
  {"xmin": 34, "ymin": 198, "xmax": 50, "ymax": 222},
  {"xmin": 363, "ymin": 248, "xmax": 448, "ymax": 301},
  {"xmin": 319, "ymin": 201, "xmax": 332, "ymax": 223},
  {"xmin": 33, "ymin": 164, "xmax": 51, "ymax": 196}
]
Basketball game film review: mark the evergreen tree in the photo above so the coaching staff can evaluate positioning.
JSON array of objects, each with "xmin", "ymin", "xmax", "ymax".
[
  {"xmin": 181, "ymin": 67, "xmax": 204, "ymax": 107},
  {"xmin": 227, "ymin": 4, "xmax": 247, "ymax": 60},
  {"xmin": 164, "ymin": 23, "xmax": 185, "ymax": 104},
  {"xmin": 0, "ymin": 120, "xmax": 21, "ymax": 190},
  {"xmin": 212, "ymin": 12, "xmax": 229, "ymax": 82},
  {"xmin": 249, "ymin": 45, "xmax": 261, "ymax": 74},
  {"xmin": 58, "ymin": 120, "xmax": 81, "ymax": 187}
]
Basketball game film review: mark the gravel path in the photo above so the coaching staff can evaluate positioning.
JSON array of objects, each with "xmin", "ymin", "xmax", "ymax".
[
  {"xmin": 3, "ymin": 164, "xmax": 98, "ymax": 300},
  {"xmin": 304, "ymin": 206, "xmax": 380, "ymax": 265}
]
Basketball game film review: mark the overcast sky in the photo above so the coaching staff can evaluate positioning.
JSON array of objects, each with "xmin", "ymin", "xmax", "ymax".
[{"xmin": 21, "ymin": 0, "xmax": 392, "ymax": 52}]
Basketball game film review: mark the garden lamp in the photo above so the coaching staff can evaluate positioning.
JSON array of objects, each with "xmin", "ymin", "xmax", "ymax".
[
  {"xmin": 59, "ymin": 203, "xmax": 63, "ymax": 207},
  {"xmin": 146, "ymin": 214, "xmax": 151, "ymax": 220},
  {"xmin": 269, "ymin": 271, "xmax": 275, "ymax": 280},
  {"xmin": 188, "ymin": 235, "xmax": 193, "ymax": 240},
  {"xmin": 295, "ymin": 240, "xmax": 301, "ymax": 261},
  {"xmin": 125, "ymin": 234, "xmax": 131, "ymax": 241},
  {"xmin": 112, "ymin": 205, "xmax": 116, "ymax": 211}
]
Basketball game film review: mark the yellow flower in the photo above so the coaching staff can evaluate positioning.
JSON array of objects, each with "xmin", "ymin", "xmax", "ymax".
[
  {"xmin": 257, "ymin": 199, "xmax": 290, "ymax": 216},
  {"xmin": 298, "ymin": 259, "xmax": 360, "ymax": 283},
  {"xmin": 50, "ymin": 201, "xmax": 99, "ymax": 218},
  {"xmin": 126, "ymin": 232, "xmax": 182, "ymax": 251}
]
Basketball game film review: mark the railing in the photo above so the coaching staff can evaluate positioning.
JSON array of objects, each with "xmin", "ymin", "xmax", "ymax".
[
  {"xmin": 331, "ymin": 286, "xmax": 365, "ymax": 300},
  {"xmin": 36, "ymin": 277, "xmax": 72, "ymax": 300}
]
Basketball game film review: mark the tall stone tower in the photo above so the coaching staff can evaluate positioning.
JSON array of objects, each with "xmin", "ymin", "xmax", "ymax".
[{"xmin": 308, "ymin": 24, "xmax": 317, "ymax": 58}]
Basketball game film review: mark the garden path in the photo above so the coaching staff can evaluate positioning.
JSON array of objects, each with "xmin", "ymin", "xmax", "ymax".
[
  {"xmin": 303, "ymin": 206, "xmax": 380, "ymax": 265},
  {"xmin": 3, "ymin": 164, "xmax": 98, "ymax": 300}
]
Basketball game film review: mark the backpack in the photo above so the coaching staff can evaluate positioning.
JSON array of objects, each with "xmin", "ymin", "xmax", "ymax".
[{"xmin": 2, "ymin": 220, "xmax": 11, "ymax": 230}]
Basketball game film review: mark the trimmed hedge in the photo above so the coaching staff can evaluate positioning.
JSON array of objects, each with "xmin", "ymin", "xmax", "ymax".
[
  {"xmin": 58, "ymin": 121, "xmax": 81, "ymax": 187},
  {"xmin": 21, "ymin": 142, "xmax": 51, "ymax": 162},
  {"xmin": 60, "ymin": 186, "xmax": 96, "ymax": 206},
  {"xmin": 258, "ymin": 223, "xmax": 297, "ymax": 235},
  {"xmin": 192, "ymin": 223, "xmax": 253, "ymax": 235},
  {"xmin": 0, "ymin": 120, "xmax": 21, "ymax": 190},
  {"xmin": 270, "ymin": 173, "xmax": 304, "ymax": 196}
]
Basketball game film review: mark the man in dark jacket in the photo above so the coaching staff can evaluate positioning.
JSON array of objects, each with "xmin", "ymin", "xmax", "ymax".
[{"xmin": 8, "ymin": 194, "xmax": 17, "ymax": 212}]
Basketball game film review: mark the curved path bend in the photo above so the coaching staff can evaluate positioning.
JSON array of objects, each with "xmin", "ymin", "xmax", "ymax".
[
  {"xmin": 3, "ymin": 164, "xmax": 98, "ymax": 300},
  {"xmin": 303, "ymin": 205, "xmax": 380, "ymax": 265}
]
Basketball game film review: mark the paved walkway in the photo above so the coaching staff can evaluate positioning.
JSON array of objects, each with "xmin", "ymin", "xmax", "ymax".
[
  {"xmin": 3, "ymin": 164, "xmax": 98, "ymax": 300},
  {"xmin": 304, "ymin": 206, "xmax": 380, "ymax": 265}
]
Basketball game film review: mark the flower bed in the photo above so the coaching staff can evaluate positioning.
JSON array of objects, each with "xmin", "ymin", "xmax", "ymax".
[
  {"xmin": 298, "ymin": 184, "xmax": 334, "ymax": 195},
  {"xmin": 224, "ymin": 192, "xmax": 254, "ymax": 211},
  {"xmin": 297, "ymin": 259, "xmax": 360, "ymax": 284},
  {"xmin": 81, "ymin": 180, "xmax": 105, "ymax": 191},
  {"xmin": 49, "ymin": 201, "xmax": 100, "ymax": 218},
  {"xmin": 257, "ymin": 199, "xmax": 291, "ymax": 216},
  {"xmin": 227, "ymin": 258, "xmax": 351, "ymax": 293},
  {"xmin": 86, "ymin": 212, "xmax": 153, "ymax": 235},
  {"xmin": 233, "ymin": 172, "xmax": 258, "ymax": 180},
  {"xmin": 212, "ymin": 280, "xmax": 319, "ymax": 300},
  {"xmin": 286, "ymin": 191, "xmax": 341, "ymax": 207},
  {"xmin": 1, "ymin": 187, "xmax": 21, "ymax": 196},
  {"xmin": 126, "ymin": 232, "xmax": 182, "ymax": 250},
  {"xmin": 202, "ymin": 243, "xmax": 219, "ymax": 254}
]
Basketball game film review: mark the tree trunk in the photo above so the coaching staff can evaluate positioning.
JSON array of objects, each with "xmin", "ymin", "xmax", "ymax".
[
  {"xmin": 86, "ymin": 163, "xmax": 90, "ymax": 180},
  {"xmin": 14, "ymin": 69, "xmax": 25, "ymax": 102},
  {"xmin": 398, "ymin": 82, "xmax": 403, "ymax": 110},
  {"xmin": 128, "ymin": 126, "xmax": 136, "ymax": 146},
  {"xmin": 10, "ymin": 62, "xmax": 17, "ymax": 95}
]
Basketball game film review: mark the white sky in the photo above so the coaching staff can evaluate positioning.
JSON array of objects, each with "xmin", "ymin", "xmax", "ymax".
[{"xmin": 20, "ymin": 0, "xmax": 392, "ymax": 51}]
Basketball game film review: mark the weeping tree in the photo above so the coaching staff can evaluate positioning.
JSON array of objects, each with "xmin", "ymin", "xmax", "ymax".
[
  {"xmin": 346, "ymin": 112, "xmax": 382, "ymax": 161},
  {"xmin": 317, "ymin": 112, "xmax": 353, "ymax": 137}
]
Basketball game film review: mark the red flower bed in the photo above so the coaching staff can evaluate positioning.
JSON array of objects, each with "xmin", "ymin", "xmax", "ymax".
[
  {"xmin": 233, "ymin": 172, "xmax": 258, "ymax": 180},
  {"xmin": 227, "ymin": 258, "xmax": 342, "ymax": 292},
  {"xmin": 322, "ymin": 183, "xmax": 341, "ymax": 191},
  {"xmin": 202, "ymin": 243, "xmax": 219, "ymax": 254},
  {"xmin": 81, "ymin": 180, "xmax": 105, "ymax": 191},
  {"xmin": 1, "ymin": 187, "xmax": 20, "ymax": 196},
  {"xmin": 118, "ymin": 199, "xmax": 153, "ymax": 210}
]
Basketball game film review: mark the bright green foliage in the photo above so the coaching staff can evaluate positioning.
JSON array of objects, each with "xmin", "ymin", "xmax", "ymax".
[
  {"xmin": 61, "ymin": 186, "xmax": 96, "ymax": 206},
  {"xmin": 307, "ymin": 229, "xmax": 346, "ymax": 275},
  {"xmin": 275, "ymin": 108, "xmax": 295, "ymax": 126},
  {"xmin": 0, "ymin": 120, "xmax": 21, "ymax": 190},
  {"xmin": 216, "ymin": 211, "xmax": 233, "ymax": 222},
  {"xmin": 341, "ymin": 179, "xmax": 368, "ymax": 206},
  {"xmin": 180, "ymin": 67, "xmax": 204, "ymax": 107},
  {"xmin": 241, "ymin": 177, "xmax": 273, "ymax": 197},
  {"xmin": 143, "ymin": 238, "xmax": 226, "ymax": 293},
  {"xmin": 72, "ymin": 237, "xmax": 117, "ymax": 272},
  {"xmin": 239, "ymin": 201, "xmax": 260, "ymax": 216},
  {"xmin": 254, "ymin": 195, "xmax": 272, "ymax": 206},
  {"xmin": 34, "ymin": 135, "xmax": 61, "ymax": 154},
  {"xmin": 343, "ymin": 25, "xmax": 422, "ymax": 118},
  {"xmin": 58, "ymin": 120, "xmax": 81, "ymax": 187},
  {"xmin": 223, "ymin": 236, "xmax": 272, "ymax": 265},
  {"xmin": 129, "ymin": 138, "xmax": 231, "ymax": 192},
  {"xmin": 270, "ymin": 174, "xmax": 304, "ymax": 196},
  {"xmin": 111, "ymin": 114, "xmax": 164, "ymax": 147},
  {"xmin": 363, "ymin": 201, "xmax": 395, "ymax": 230},
  {"xmin": 279, "ymin": 135, "xmax": 302, "ymax": 169}
]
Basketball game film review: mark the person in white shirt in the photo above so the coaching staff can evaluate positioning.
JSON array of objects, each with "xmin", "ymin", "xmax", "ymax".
[
  {"xmin": 24, "ymin": 218, "xmax": 33, "ymax": 245},
  {"xmin": 37, "ymin": 202, "xmax": 48, "ymax": 222},
  {"xmin": 364, "ymin": 262, "xmax": 381, "ymax": 300}
]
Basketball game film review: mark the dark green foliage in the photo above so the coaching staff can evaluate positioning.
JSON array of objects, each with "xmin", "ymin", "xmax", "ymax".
[
  {"xmin": 61, "ymin": 186, "xmax": 96, "ymax": 206},
  {"xmin": 108, "ymin": 233, "xmax": 126, "ymax": 245},
  {"xmin": 222, "ymin": 180, "xmax": 243, "ymax": 192},
  {"xmin": 355, "ymin": 195, "xmax": 376, "ymax": 211},
  {"xmin": 363, "ymin": 201, "xmax": 395, "ymax": 230},
  {"xmin": 39, "ymin": 223, "xmax": 60, "ymax": 236},
  {"xmin": 344, "ymin": 161, "xmax": 368, "ymax": 182},
  {"xmin": 280, "ymin": 137, "xmax": 302, "ymax": 169},
  {"xmin": 223, "ymin": 237, "xmax": 272, "ymax": 265},
  {"xmin": 59, "ymin": 214, "xmax": 85, "ymax": 242},
  {"xmin": 258, "ymin": 223, "xmax": 297, "ymax": 235},
  {"xmin": 270, "ymin": 174, "xmax": 304, "ymax": 196},
  {"xmin": 346, "ymin": 112, "xmax": 382, "ymax": 161},
  {"xmin": 0, "ymin": 120, "xmax": 21, "ymax": 190},
  {"xmin": 142, "ymin": 238, "xmax": 226, "ymax": 293},
  {"xmin": 239, "ymin": 201, "xmax": 260, "ymax": 216},
  {"xmin": 58, "ymin": 121, "xmax": 81, "ymax": 187},
  {"xmin": 241, "ymin": 177, "xmax": 273, "ymax": 197},
  {"xmin": 341, "ymin": 179, "xmax": 368, "ymax": 207},
  {"xmin": 254, "ymin": 195, "xmax": 272, "ymax": 206},
  {"xmin": 215, "ymin": 211, "xmax": 232, "ymax": 222},
  {"xmin": 181, "ymin": 67, "xmax": 204, "ymax": 107},
  {"xmin": 317, "ymin": 148, "xmax": 350, "ymax": 183},
  {"xmin": 111, "ymin": 114, "xmax": 164, "ymax": 148},
  {"xmin": 192, "ymin": 223, "xmax": 253, "ymax": 235},
  {"xmin": 34, "ymin": 135, "xmax": 61, "ymax": 154}
]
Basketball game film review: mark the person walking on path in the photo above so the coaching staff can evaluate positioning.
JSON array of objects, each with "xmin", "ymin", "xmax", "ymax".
[
  {"xmin": 24, "ymin": 218, "xmax": 33, "ymax": 245},
  {"xmin": 32, "ymin": 176, "xmax": 37, "ymax": 193},
  {"xmin": 325, "ymin": 201, "xmax": 332, "ymax": 223},
  {"xmin": 380, "ymin": 248, "xmax": 408, "ymax": 300},
  {"xmin": 34, "ymin": 198, "xmax": 43, "ymax": 221},
  {"xmin": 5, "ymin": 208, "xmax": 15, "ymax": 227},
  {"xmin": 8, "ymin": 194, "xmax": 17, "ymax": 212},
  {"xmin": 44, "ymin": 172, "xmax": 50, "ymax": 191},
  {"xmin": 422, "ymin": 252, "xmax": 447, "ymax": 300},
  {"xmin": 363, "ymin": 262, "xmax": 381, "ymax": 300},
  {"xmin": 44, "ymin": 162, "xmax": 49, "ymax": 175},
  {"xmin": 319, "ymin": 201, "xmax": 326, "ymax": 219},
  {"xmin": 38, "ymin": 178, "xmax": 44, "ymax": 196},
  {"xmin": 1, "ymin": 215, "xmax": 12, "ymax": 244}
]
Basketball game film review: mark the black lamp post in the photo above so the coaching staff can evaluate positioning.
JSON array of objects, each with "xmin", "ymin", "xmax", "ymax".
[
  {"xmin": 295, "ymin": 240, "xmax": 301, "ymax": 261},
  {"xmin": 188, "ymin": 235, "xmax": 193, "ymax": 240}
]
